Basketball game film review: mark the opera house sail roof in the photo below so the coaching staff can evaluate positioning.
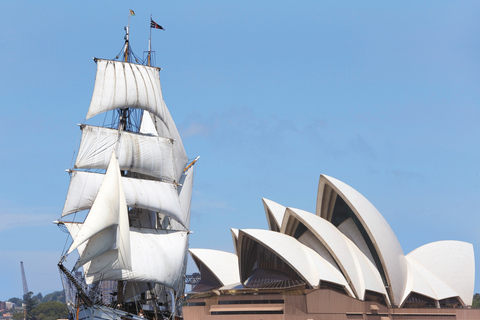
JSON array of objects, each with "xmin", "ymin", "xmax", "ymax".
[{"xmin": 188, "ymin": 174, "xmax": 475, "ymax": 309}]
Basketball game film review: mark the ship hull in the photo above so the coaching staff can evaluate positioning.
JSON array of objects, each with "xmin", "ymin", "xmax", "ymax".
[{"xmin": 77, "ymin": 305, "xmax": 145, "ymax": 320}]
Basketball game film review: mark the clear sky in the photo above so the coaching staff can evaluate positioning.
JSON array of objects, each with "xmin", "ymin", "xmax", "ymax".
[{"xmin": 1, "ymin": 1, "xmax": 479, "ymax": 301}]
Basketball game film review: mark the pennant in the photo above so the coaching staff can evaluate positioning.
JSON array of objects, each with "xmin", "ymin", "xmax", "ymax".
[
  {"xmin": 151, "ymin": 20, "xmax": 165, "ymax": 30},
  {"xmin": 130, "ymin": 9, "xmax": 135, "ymax": 16}
]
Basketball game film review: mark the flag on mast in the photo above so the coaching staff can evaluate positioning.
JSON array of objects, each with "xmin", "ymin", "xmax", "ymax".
[
  {"xmin": 130, "ymin": 9, "xmax": 135, "ymax": 16},
  {"xmin": 151, "ymin": 19, "xmax": 165, "ymax": 30}
]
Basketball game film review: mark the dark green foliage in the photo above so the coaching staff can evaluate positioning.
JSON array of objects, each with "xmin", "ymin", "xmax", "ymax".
[
  {"xmin": 8, "ymin": 297, "xmax": 23, "ymax": 307},
  {"xmin": 472, "ymin": 293, "xmax": 480, "ymax": 308},
  {"xmin": 33, "ymin": 293, "xmax": 43, "ymax": 302},
  {"xmin": 30, "ymin": 301, "xmax": 68, "ymax": 320},
  {"xmin": 40, "ymin": 291, "xmax": 65, "ymax": 304},
  {"xmin": 23, "ymin": 292, "xmax": 38, "ymax": 319},
  {"xmin": 12, "ymin": 312, "xmax": 25, "ymax": 320}
]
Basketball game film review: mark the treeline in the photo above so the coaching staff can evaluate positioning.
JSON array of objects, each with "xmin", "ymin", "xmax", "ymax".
[
  {"xmin": 2, "ymin": 291, "xmax": 67, "ymax": 320},
  {"xmin": 6, "ymin": 291, "xmax": 65, "ymax": 307}
]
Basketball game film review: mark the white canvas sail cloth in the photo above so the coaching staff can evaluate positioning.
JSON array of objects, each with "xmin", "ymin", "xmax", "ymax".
[
  {"xmin": 64, "ymin": 225, "xmax": 189, "ymax": 289},
  {"xmin": 87, "ymin": 59, "xmax": 167, "ymax": 122},
  {"xmin": 177, "ymin": 165, "xmax": 195, "ymax": 229},
  {"xmin": 67, "ymin": 151, "xmax": 132, "ymax": 272},
  {"xmin": 63, "ymin": 222, "xmax": 93, "ymax": 275},
  {"xmin": 75, "ymin": 125, "xmax": 182, "ymax": 182},
  {"xmin": 141, "ymin": 110, "xmax": 189, "ymax": 182},
  {"xmin": 85, "ymin": 229, "xmax": 188, "ymax": 288},
  {"xmin": 61, "ymin": 171, "xmax": 187, "ymax": 226}
]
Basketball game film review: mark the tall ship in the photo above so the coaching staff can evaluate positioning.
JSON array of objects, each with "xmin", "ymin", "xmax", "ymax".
[{"xmin": 55, "ymin": 15, "xmax": 197, "ymax": 320}]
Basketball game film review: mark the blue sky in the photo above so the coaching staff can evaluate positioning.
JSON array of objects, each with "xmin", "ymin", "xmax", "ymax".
[{"xmin": 1, "ymin": 1, "xmax": 479, "ymax": 301}]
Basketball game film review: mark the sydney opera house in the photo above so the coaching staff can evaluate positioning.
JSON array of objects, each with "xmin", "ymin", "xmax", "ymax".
[{"xmin": 183, "ymin": 175, "xmax": 479, "ymax": 320}]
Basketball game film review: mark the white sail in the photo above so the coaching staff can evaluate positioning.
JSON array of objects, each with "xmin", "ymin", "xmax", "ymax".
[
  {"xmin": 139, "ymin": 111, "xmax": 158, "ymax": 136},
  {"xmin": 63, "ymin": 222, "xmax": 84, "ymax": 251},
  {"xmin": 63, "ymin": 222, "xmax": 95, "ymax": 283},
  {"xmin": 84, "ymin": 228, "xmax": 188, "ymax": 291},
  {"xmin": 75, "ymin": 125, "xmax": 180, "ymax": 182},
  {"xmin": 65, "ymin": 223, "xmax": 188, "ymax": 291},
  {"xmin": 87, "ymin": 60, "xmax": 167, "ymax": 122},
  {"xmin": 177, "ymin": 165, "xmax": 195, "ymax": 229},
  {"xmin": 62, "ymin": 171, "xmax": 187, "ymax": 226},
  {"xmin": 62, "ymin": 171, "xmax": 99, "ymax": 216},
  {"xmin": 152, "ymin": 105, "xmax": 189, "ymax": 175},
  {"xmin": 141, "ymin": 109, "xmax": 190, "ymax": 182},
  {"xmin": 68, "ymin": 152, "xmax": 131, "ymax": 271}
]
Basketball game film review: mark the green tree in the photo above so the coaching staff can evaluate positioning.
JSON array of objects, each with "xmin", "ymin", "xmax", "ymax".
[
  {"xmin": 12, "ymin": 312, "xmax": 25, "ymax": 320},
  {"xmin": 8, "ymin": 297, "xmax": 23, "ymax": 307},
  {"xmin": 23, "ymin": 292, "xmax": 38, "ymax": 320},
  {"xmin": 40, "ymin": 291, "xmax": 65, "ymax": 304},
  {"xmin": 472, "ymin": 293, "xmax": 480, "ymax": 308},
  {"xmin": 30, "ymin": 301, "xmax": 68, "ymax": 320},
  {"xmin": 33, "ymin": 293, "xmax": 43, "ymax": 302}
]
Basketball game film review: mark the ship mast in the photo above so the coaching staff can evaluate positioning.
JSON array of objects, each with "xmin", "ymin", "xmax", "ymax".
[
  {"xmin": 124, "ymin": 24, "xmax": 129, "ymax": 63},
  {"xmin": 118, "ymin": 12, "xmax": 132, "ymax": 305},
  {"xmin": 120, "ymin": 11, "xmax": 133, "ymax": 132},
  {"xmin": 148, "ymin": 15, "xmax": 152, "ymax": 66},
  {"xmin": 124, "ymin": 10, "xmax": 133, "ymax": 62}
]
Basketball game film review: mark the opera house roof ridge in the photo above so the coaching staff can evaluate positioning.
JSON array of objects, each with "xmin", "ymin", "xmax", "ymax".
[{"xmin": 189, "ymin": 174, "xmax": 475, "ymax": 308}]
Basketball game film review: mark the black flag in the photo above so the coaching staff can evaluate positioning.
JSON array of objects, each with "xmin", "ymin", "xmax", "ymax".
[{"xmin": 151, "ymin": 20, "xmax": 165, "ymax": 30}]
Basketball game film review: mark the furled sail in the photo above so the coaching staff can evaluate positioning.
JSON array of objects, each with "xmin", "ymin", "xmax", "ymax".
[
  {"xmin": 86, "ymin": 59, "xmax": 167, "ymax": 122},
  {"xmin": 75, "ymin": 125, "xmax": 185, "ymax": 182},
  {"xmin": 67, "ymin": 151, "xmax": 131, "ymax": 271},
  {"xmin": 62, "ymin": 171, "xmax": 187, "ymax": 226}
]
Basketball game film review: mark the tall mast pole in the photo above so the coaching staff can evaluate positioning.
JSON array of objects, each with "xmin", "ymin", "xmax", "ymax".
[
  {"xmin": 124, "ymin": 26, "xmax": 129, "ymax": 63},
  {"xmin": 125, "ymin": 11, "xmax": 131, "ymax": 62},
  {"xmin": 120, "ymin": 11, "xmax": 133, "ymax": 131},
  {"xmin": 148, "ymin": 15, "xmax": 152, "ymax": 66},
  {"xmin": 120, "ymin": 20, "xmax": 129, "ymax": 131}
]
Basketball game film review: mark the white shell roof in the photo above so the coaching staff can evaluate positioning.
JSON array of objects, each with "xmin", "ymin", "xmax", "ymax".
[
  {"xmin": 230, "ymin": 228, "xmax": 239, "ymax": 256},
  {"xmin": 317, "ymin": 174, "xmax": 408, "ymax": 306},
  {"xmin": 402, "ymin": 256, "xmax": 458, "ymax": 305},
  {"xmin": 345, "ymin": 238, "xmax": 390, "ymax": 306},
  {"xmin": 238, "ymin": 228, "xmax": 352, "ymax": 295},
  {"xmin": 281, "ymin": 207, "xmax": 388, "ymax": 301},
  {"xmin": 193, "ymin": 174, "xmax": 475, "ymax": 309},
  {"xmin": 262, "ymin": 198, "xmax": 286, "ymax": 232},
  {"xmin": 189, "ymin": 248, "xmax": 240, "ymax": 287},
  {"xmin": 406, "ymin": 241, "xmax": 474, "ymax": 306},
  {"xmin": 337, "ymin": 217, "xmax": 377, "ymax": 266}
]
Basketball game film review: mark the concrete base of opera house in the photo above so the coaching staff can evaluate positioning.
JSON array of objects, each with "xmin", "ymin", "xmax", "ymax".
[{"xmin": 183, "ymin": 289, "xmax": 480, "ymax": 320}]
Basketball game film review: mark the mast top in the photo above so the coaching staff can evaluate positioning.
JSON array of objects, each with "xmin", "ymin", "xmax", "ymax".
[{"xmin": 123, "ymin": 9, "xmax": 135, "ymax": 62}]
